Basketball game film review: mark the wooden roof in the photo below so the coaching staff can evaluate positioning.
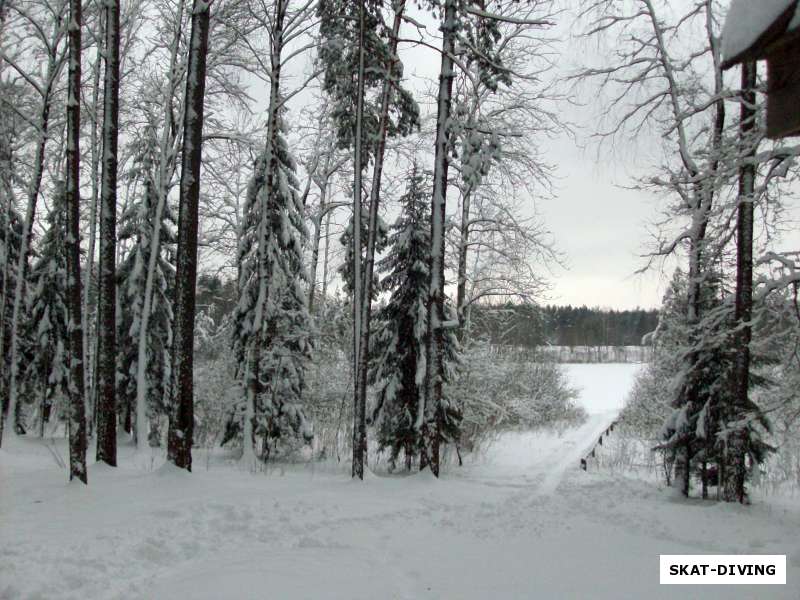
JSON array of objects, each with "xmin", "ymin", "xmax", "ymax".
[{"xmin": 722, "ymin": 1, "xmax": 800, "ymax": 70}]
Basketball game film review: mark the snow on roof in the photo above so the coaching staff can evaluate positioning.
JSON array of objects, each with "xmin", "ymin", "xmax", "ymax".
[{"xmin": 722, "ymin": 0, "xmax": 799, "ymax": 65}]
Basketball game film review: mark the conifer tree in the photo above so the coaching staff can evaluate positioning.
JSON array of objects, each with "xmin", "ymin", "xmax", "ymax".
[
  {"xmin": 337, "ymin": 210, "xmax": 388, "ymax": 301},
  {"xmin": 229, "ymin": 124, "xmax": 313, "ymax": 459},
  {"xmin": 318, "ymin": 0, "xmax": 419, "ymax": 478},
  {"xmin": 0, "ymin": 203, "xmax": 23, "ymax": 431},
  {"xmin": 658, "ymin": 269, "xmax": 771, "ymax": 498},
  {"xmin": 369, "ymin": 166, "xmax": 462, "ymax": 470},
  {"xmin": 22, "ymin": 189, "xmax": 69, "ymax": 436},
  {"xmin": 117, "ymin": 153, "xmax": 176, "ymax": 447}
]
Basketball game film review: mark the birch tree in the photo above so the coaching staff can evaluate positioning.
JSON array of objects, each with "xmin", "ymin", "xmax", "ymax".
[{"xmin": 117, "ymin": 142, "xmax": 176, "ymax": 448}]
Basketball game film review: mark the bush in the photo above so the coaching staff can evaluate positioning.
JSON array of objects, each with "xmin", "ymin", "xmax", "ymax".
[{"xmin": 453, "ymin": 341, "xmax": 585, "ymax": 451}]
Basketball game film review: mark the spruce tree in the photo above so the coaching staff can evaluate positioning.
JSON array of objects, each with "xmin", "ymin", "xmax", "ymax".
[
  {"xmin": 0, "ymin": 204, "xmax": 23, "ymax": 430},
  {"xmin": 228, "ymin": 123, "xmax": 313, "ymax": 459},
  {"xmin": 368, "ymin": 166, "xmax": 461, "ymax": 470},
  {"xmin": 22, "ymin": 188, "xmax": 69, "ymax": 436},
  {"xmin": 338, "ymin": 210, "xmax": 388, "ymax": 301},
  {"xmin": 117, "ymin": 155, "xmax": 176, "ymax": 446},
  {"xmin": 658, "ymin": 269, "xmax": 771, "ymax": 498}
]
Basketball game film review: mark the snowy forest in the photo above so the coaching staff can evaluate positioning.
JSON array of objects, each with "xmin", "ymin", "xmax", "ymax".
[{"xmin": 1, "ymin": 0, "xmax": 800, "ymax": 596}]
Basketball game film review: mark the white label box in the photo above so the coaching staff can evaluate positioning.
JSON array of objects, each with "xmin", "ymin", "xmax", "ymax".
[{"xmin": 660, "ymin": 555, "xmax": 786, "ymax": 585}]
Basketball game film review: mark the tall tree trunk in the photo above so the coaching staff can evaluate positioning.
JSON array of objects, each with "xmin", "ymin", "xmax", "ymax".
[
  {"xmin": 0, "ymin": 82, "xmax": 14, "ymax": 440},
  {"xmin": 355, "ymin": 0, "xmax": 406, "ymax": 476},
  {"xmin": 96, "ymin": 0, "xmax": 121, "ymax": 467},
  {"xmin": 167, "ymin": 0, "xmax": 212, "ymax": 471},
  {"xmin": 456, "ymin": 187, "xmax": 472, "ymax": 332},
  {"xmin": 307, "ymin": 154, "xmax": 335, "ymax": 313},
  {"xmin": 726, "ymin": 61, "xmax": 757, "ymax": 504},
  {"xmin": 136, "ymin": 0, "xmax": 185, "ymax": 450},
  {"xmin": 421, "ymin": 0, "xmax": 457, "ymax": 477},
  {"xmin": 320, "ymin": 207, "xmax": 332, "ymax": 312},
  {"xmin": 307, "ymin": 206, "xmax": 325, "ymax": 313},
  {"xmin": 84, "ymin": 42, "xmax": 103, "ymax": 438},
  {"xmin": 351, "ymin": 0, "xmax": 366, "ymax": 480},
  {"xmin": 0, "ymin": 0, "xmax": 12, "ymax": 428},
  {"xmin": 65, "ymin": 0, "xmax": 88, "ymax": 483}
]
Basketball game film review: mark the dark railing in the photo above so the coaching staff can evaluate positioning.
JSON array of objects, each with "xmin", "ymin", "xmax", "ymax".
[{"xmin": 580, "ymin": 419, "xmax": 620, "ymax": 471}]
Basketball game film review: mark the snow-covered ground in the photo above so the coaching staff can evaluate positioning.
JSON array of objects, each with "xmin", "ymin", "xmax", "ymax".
[{"xmin": 2, "ymin": 364, "xmax": 798, "ymax": 599}]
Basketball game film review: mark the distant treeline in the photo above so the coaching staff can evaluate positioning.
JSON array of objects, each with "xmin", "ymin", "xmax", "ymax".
[
  {"xmin": 469, "ymin": 304, "xmax": 659, "ymax": 348},
  {"xmin": 194, "ymin": 275, "xmax": 659, "ymax": 350}
]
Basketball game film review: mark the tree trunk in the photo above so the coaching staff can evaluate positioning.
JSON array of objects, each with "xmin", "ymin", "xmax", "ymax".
[
  {"xmin": 456, "ymin": 187, "xmax": 472, "ymax": 332},
  {"xmin": 354, "ymin": 0, "xmax": 406, "ymax": 478},
  {"xmin": 0, "ymin": 85, "xmax": 14, "ymax": 441},
  {"xmin": 320, "ymin": 208, "xmax": 332, "ymax": 312},
  {"xmin": 307, "ymin": 173, "xmax": 331, "ymax": 313},
  {"xmin": 65, "ymin": 0, "xmax": 88, "ymax": 483},
  {"xmin": 84, "ymin": 36, "xmax": 104, "ymax": 439},
  {"xmin": 96, "ymin": 0, "xmax": 121, "ymax": 467},
  {"xmin": 167, "ymin": 0, "xmax": 212, "ymax": 472},
  {"xmin": 136, "ymin": 0, "xmax": 185, "ymax": 451},
  {"xmin": 421, "ymin": 0, "xmax": 457, "ymax": 477},
  {"xmin": 725, "ymin": 61, "xmax": 757, "ymax": 504},
  {"xmin": 351, "ymin": 0, "xmax": 366, "ymax": 480}
]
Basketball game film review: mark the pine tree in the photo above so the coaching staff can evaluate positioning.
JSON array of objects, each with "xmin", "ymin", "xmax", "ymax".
[
  {"xmin": 369, "ymin": 166, "xmax": 461, "ymax": 470},
  {"xmin": 22, "ymin": 186, "xmax": 70, "ymax": 436},
  {"xmin": 316, "ymin": 0, "xmax": 418, "ymax": 164},
  {"xmin": 117, "ymin": 153, "xmax": 176, "ymax": 447},
  {"xmin": 167, "ymin": 0, "xmax": 212, "ymax": 472},
  {"xmin": 228, "ymin": 124, "xmax": 313, "ymax": 459},
  {"xmin": 318, "ymin": 0, "xmax": 419, "ymax": 479},
  {"xmin": 95, "ymin": 0, "xmax": 122, "ymax": 467},
  {"xmin": 65, "ymin": 0, "xmax": 87, "ymax": 483}
]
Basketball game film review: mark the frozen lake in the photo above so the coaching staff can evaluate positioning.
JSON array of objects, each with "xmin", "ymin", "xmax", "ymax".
[{"xmin": 563, "ymin": 362, "xmax": 643, "ymax": 415}]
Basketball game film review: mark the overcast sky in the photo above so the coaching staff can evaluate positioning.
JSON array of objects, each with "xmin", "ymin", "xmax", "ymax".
[
  {"xmin": 269, "ymin": 3, "xmax": 799, "ymax": 312},
  {"xmin": 393, "ymin": 3, "xmax": 800, "ymax": 312},
  {"xmin": 395, "ymin": 7, "xmax": 672, "ymax": 311}
]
